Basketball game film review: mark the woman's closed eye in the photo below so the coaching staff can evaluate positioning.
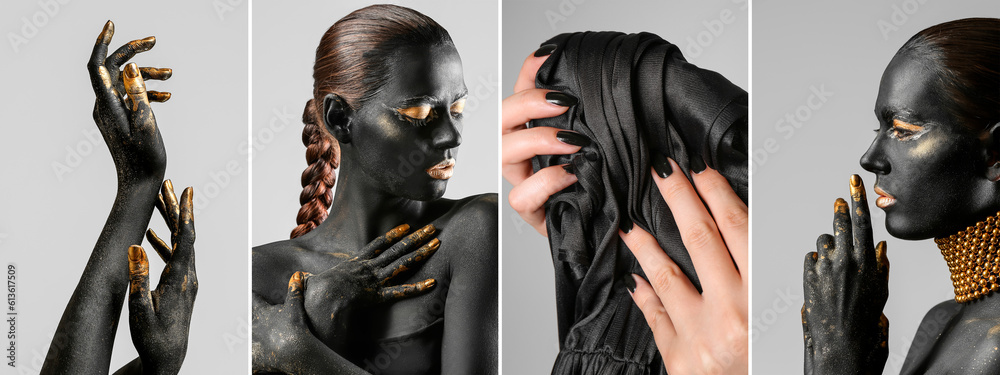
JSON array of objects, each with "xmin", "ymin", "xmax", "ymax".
[
  {"xmin": 450, "ymin": 98, "xmax": 466, "ymax": 118},
  {"xmin": 395, "ymin": 105, "xmax": 437, "ymax": 126},
  {"xmin": 888, "ymin": 119, "xmax": 926, "ymax": 141}
]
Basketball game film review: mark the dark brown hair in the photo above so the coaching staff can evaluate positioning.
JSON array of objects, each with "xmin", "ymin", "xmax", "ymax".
[
  {"xmin": 897, "ymin": 18, "xmax": 1000, "ymax": 130},
  {"xmin": 291, "ymin": 5, "xmax": 454, "ymax": 238}
]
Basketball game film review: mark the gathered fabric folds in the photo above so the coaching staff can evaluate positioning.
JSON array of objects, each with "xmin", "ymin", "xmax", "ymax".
[{"xmin": 530, "ymin": 32, "xmax": 748, "ymax": 374}]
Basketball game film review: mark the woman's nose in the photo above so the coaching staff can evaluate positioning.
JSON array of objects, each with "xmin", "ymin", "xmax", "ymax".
[
  {"xmin": 432, "ymin": 116, "xmax": 462, "ymax": 150},
  {"xmin": 860, "ymin": 136, "xmax": 890, "ymax": 174}
]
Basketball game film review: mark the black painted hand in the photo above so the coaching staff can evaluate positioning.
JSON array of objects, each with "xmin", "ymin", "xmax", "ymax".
[
  {"xmin": 89, "ymin": 21, "xmax": 173, "ymax": 184},
  {"xmin": 304, "ymin": 224, "xmax": 439, "ymax": 351},
  {"xmin": 802, "ymin": 175, "xmax": 890, "ymax": 374},
  {"xmin": 127, "ymin": 181, "xmax": 197, "ymax": 375}
]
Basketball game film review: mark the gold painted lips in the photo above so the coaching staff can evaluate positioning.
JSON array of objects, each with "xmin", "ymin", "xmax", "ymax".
[
  {"xmin": 874, "ymin": 185, "xmax": 896, "ymax": 209},
  {"xmin": 426, "ymin": 158, "xmax": 455, "ymax": 180}
]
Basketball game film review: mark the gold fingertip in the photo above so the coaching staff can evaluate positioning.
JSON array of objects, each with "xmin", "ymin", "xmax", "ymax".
[
  {"xmin": 427, "ymin": 238, "xmax": 441, "ymax": 250},
  {"xmin": 423, "ymin": 278, "xmax": 436, "ymax": 289},
  {"xmin": 422, "ymin": 224, "xmax": 437, "ymax": 235},
  {"xmin": 124, "ymin": 63, "xmax": 139, "ymax": 79},
  {"xmin": 850, "ymin": 174, "xmax": 861, "ymax": 188},
  {"xmin": 388, "ymin": 224, "xmax": 410, "ymax": 239},
  {"xmin": 163, "ymin": 179, "xmax": 174, "ymax": 194},
  {"xmin": 128, "ymin": 245, "xmax": 148, "ymax": 274},
  {"xmin": 288, "ymin": 271, "xmax": 303, "ymax": 291},
  {"xmin": 834, "ymin": 198, "xmax": 848, "ymax": 214},
  {"xmin": 850, "ymin": 174, "xmax": 866, "ymax": 202},
  {"xmin": 147, "ymin": 91, "xmax": 171, "ymax": 102},
  {"xmin": 98, "ymin": 21, "xmax": 114, "ymax": 44}
]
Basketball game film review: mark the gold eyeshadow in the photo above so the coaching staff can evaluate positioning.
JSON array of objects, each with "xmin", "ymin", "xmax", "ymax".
[
  {"xmin": 397, "ymin": 105, "xmax": 432, "ymax": 120},
  {"xmin": 450, "ymin": 98, "xmax": 466, "ymax": 114},
  {"xmin": 892, "ymin": 119, "xmax": 924, "ymax": 132}
]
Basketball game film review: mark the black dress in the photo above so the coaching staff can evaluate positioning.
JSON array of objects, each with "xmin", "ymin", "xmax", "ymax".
[{"xmin": 530, "ymin": 31, "xmax": 748, "ymax": 374}]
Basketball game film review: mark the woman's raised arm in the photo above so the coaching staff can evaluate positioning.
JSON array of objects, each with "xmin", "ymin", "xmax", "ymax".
[{"xmin": 41, "ymin": 21, "xmax": 172, "ymax": 374}]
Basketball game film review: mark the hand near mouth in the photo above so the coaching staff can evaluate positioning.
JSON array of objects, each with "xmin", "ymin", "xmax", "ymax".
[{"xmin": 802, "ymin": 174, "xmax": 891, "ymax": 375}]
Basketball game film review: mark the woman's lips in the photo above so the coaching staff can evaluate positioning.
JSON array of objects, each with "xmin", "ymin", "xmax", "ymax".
[
  {"xmin": 426, "ymin": 158, "xmax": 455, "ymax": 180},
  {"xmin": 874, "ymin": 185, "xmax": 896, "ymax": 209}
]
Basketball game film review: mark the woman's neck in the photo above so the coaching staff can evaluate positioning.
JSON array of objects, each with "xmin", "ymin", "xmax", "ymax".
[
  {"xmin": 934, "ymin": 210, "xmax": 1000, "ymax": 304},
  {"xmin": 305, "ymin": 155, "xmax": 432, "ymax": 250}
]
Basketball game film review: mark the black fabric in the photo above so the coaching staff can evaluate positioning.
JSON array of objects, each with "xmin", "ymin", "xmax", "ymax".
[{"xmin": 530, "ymin": 31, "xmax": 748, "ymax": 374}]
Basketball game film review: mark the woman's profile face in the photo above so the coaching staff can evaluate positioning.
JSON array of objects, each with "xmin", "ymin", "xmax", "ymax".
[
  {"xmin": 860, "ymin": 52, "xmax": 996, "ymax": 240},
  {"xmin": 350, "ymin": 43, "xmax": 467, "ymax": 201}
]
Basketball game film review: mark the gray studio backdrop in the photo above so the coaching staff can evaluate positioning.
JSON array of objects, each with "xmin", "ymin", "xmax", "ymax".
[
  {"xmin": 501, "ymin": 0, "xmax": 748, "ymax": 372},
  {"xmin": 0, "ymin": 1, "xmax": 248, "ymax": 373},
  {"xmin": 752, "ymin": 1, "xmax": 999, "ymax": 374},
  {"xmin": 251, "ymin": 0, "xmax": 499, "ymax": 245}
]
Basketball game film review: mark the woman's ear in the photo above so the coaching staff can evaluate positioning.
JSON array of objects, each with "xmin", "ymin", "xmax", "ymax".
[
  {"xmin": 323, "ymin": 93, "xmax": 353, "ymax": 143},
  {"xmin": 985, "ymin": 122, "xmax": 1000, "ymax": 182}
]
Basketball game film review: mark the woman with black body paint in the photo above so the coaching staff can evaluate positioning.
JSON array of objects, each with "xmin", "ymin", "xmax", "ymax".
[
  {"xmin": 251, "ymin": 5, "xmax": 497, "ymax": 374},
  {"xmin": 802, "ymin": 18, "xmax": 1000, "ymax": 374}
]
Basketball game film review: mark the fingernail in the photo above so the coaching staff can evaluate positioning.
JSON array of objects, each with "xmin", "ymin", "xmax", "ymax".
[
  {"xmin": 545, "ymin": 92, "xmax": 578, "ymax": 107},
  {"xmin": 124, "ymin": 63, "xmax": 139, "ymax": 79},
  {"xmin": 421, "ymin": 224, "xmax": 436, "ymax": 235},
  {"xmin": 620, "ymin": 217, "xmax": 633, "ymax": 233},
  {"xmin": 849, "ymin": 174, "xmax": 865, "ymax": 202},
  {"xmin": 834, "ymin": 198, "xmax": 848, "ymax": 214},
  {"xmin": 651, "ymin": 152, "xmax": 672, "ymax": 178},
  {"xmin": 139, "ymin": 36, "xmax": 156, "ymax": 49},
  {"xmin": 562, "ymin": 164, "xmax": 575, "ymax": 175},
  {"xmin": 556, "ymin": 131, "xmax": 590, "ymax": 147},
  {"xmin": 423, "ymin": 279, "xmax": 436, "ymax": 288},
  {"xmin": 622, "ymin": 273, "xmax": 637, "ymax": 293},
  {"xmin": 427, "ymin": 238, "xmax": 441, "ymax": 250},
  {"xmin": 128, "ymin": 245, "xmax": 143, "ymax": 263},
  {"xmin": 689, "ymin": 155, "xmax": 707, "ymax": 174},
  {"xmin": 534, "ymin": 44, "xmax": 557, "ymax": 57}
]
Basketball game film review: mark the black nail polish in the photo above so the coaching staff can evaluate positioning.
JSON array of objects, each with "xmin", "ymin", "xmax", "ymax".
[
  {"xmin": 556, "ymin": 131, "xmax": 590, "ymax": 147},
  {"xmin": 545, "ymin": 92, "xmax": 578, "ymax": 107},
  {"xmin": 620, "ymin": 217, "xmax": 633, "ymax": 233},
  {"xmin": 689, "ymin": 155, "xmax": 707, "ymax": 174},
  {"xmin": 534, "ymin": 44, "xmax": 557, "ymax": 57},
  {"xmin": 562, "ymin": 163, "xmax": 575, "ymax": 175},
  {"xmin": 622, "ymin": 274, "xmax": 636, "ymax": 293},
  {"xmin": 650, "ymin": 152, "xmax": 672, "ymax": 178}
]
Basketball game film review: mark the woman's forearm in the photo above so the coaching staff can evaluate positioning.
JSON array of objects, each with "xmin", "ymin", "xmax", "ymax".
[{"xmin": 41, "ymin": 176, "xmax": 164, "ymax": 374}]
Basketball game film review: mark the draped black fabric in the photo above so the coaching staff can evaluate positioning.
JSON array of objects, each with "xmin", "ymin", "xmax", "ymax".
[{"xmin": 529, "ymin": 32, "xmax": 748, "ymax": 374}]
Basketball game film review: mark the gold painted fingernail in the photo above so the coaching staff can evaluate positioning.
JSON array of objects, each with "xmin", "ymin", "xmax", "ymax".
[
  {"xmin": 423, "ymin": 224, "xmax": 436, "ymax": 235},
  {"xmin": 288, "ymin": 271, "xmax": 303, "ymax": 290},
  {"xmin": 849, "ymin": 175, "xmax": 866, "ymax": 202},
  {"xmin": 389, "ymin": 224, "xmax": 410, "ymax": 239},
  {"xmin": 834, "ymin": 198, "xmax": 848, "ymax": 213},
  {"xmin": 850, "ymin": 174, "xmax": 861, "ymax": 188},
  {"xmin": 98, "ymin": 21, "xmax": 114, "ymax": 44},
  {"xmin": 423, "ymin": 279, "xmax": 436, "ymax": 288},
  {"xmin": 427, "ymin": 238, "xmax": 440, "ymax": 250},
  {"xmin": 124, "ymin": 63, "xmax": 139, "ymax": 79},
  {"xmin": 128, "ymin": 245, "xmax": 147, "ymax": 274},
  {"xmin": 163, "ymin": 179, "xmax": 174, "ymax": 192}
]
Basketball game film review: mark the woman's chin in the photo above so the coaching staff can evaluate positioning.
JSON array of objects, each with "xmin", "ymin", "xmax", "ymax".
[{"xmin": 884, "ymin": 213, "xmax": 935, "ymax": 241}]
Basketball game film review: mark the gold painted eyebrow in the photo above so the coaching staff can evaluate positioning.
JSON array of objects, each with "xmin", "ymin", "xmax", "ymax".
[{"xmin": 892, "ymin": 119, "xmax": 924, "ymax": 132}]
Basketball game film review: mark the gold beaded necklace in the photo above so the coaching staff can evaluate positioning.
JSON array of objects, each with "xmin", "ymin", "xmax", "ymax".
[{"xmin": 934, "ymin": 211, "xmax": 1000, "ymax": 303}]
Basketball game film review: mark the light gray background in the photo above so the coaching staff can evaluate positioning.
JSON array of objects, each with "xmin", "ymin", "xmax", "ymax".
[
  {"xmin": 752, "ymin": 1, "xmax": 999, "ymax": 374},
  {"xmin": 0, "ymin": 1, "xmax": 248, "ymax": 373},
  {"xmin": 251, "ymin": 0, "xmax": 499, "ymax": 245},
  {"xmin": 501, "ymin": 0, "xmax": 748, "ymax": 372}
]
